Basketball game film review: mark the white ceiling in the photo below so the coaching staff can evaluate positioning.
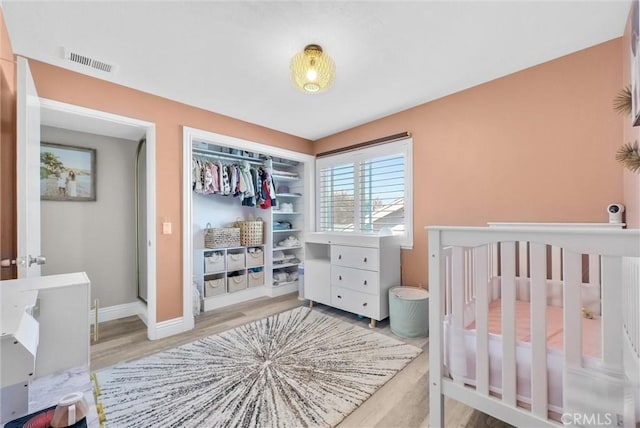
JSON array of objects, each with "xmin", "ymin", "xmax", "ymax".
[{"xmin": 2, "ymin": 1, "xmax": 631, "ymax": 141}]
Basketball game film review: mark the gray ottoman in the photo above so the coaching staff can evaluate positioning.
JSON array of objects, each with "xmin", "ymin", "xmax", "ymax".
[{"xmin": 389, "ymin": 286, "xmax": 429, "ymax": 338}]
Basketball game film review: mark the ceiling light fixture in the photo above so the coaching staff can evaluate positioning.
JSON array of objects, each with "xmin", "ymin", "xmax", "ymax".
[{"xmin": 290, "ymin": 44, "xmax": 335, "ymax": 94}]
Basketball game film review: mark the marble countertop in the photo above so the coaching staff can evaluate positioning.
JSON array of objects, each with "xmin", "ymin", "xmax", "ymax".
[{"xmin": 29, "ymin": 366, "xmax": 99, "ymax": 427}]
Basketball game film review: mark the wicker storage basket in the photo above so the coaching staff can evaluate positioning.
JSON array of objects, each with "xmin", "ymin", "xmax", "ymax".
[
  {"xmin": 227, "ymin": 252, "xmax": 245, "ymax": 271},
  {"xmin": 248, "ymin": 270, "xmax": 264, "ymax": 287},
  {"xmin": 204, "ymin": 251, "xmax": 225, "ymax": 273},
  {"xmin": 246, "ymin": 248, "xmax": 264, "ymax": 267},
  {"xmin": 204, "ymin": 277, "xmax": 226, "ymax": 297},
  {"xmin": 227, "ymin": 274, "xmax": 247, "ymax": 292},
  {"xmin": 236, "ymin": 218, "xmax": 264, "ymax": 246},
  {"xmin": 204, "ymin": 222, "xmax": 240, "ymax": 249}
]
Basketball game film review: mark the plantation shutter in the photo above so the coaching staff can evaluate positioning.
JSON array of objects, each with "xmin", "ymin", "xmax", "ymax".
[
  {"xmin": 318, "ymin": 162, "xmax": 355, "ymax": 231},
  {"xmin": 315, "ymin": 137, "xmax": 412, "ymax": 246},
  {"xmin": 359, "ymin": 153, "xmax": 405, "ymax": 233}
]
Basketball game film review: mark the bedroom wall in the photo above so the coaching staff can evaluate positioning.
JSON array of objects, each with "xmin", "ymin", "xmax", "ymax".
[
  {"xmin": 0, "ymin": 7, "xmax": 17, "ymax": 280},
  {"xmin": 28, "ymin": 59, "xmax": 313, "ymax": 322},
  {"xmin": 314, "ymin": 39, "xmax": 624, "ymax": 288},
  {"xmin": 40, "ymin": 126, "xmax": 138, "ymax": 308},
  {"xmin": 622, "ymin": 6, "xmax": 640, "ymax": 228}
]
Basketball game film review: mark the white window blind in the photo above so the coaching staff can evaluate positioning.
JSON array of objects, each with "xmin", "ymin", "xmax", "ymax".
[
  {"xmin": 359, "ymin": 153, "xmax": 405, "ymax": 233},
  {"xmin": 316, "ymin": 139, "xmax": 413, "ymax": 247},
  {"xmin": 318, "ymin": 162, "xmax": 355, "ymax": 231}
]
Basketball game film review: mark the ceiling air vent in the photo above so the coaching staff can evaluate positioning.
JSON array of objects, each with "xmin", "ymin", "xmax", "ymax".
[{"xmin": 63, "ymin": 48, "xmax": 117, "ymax": 74}]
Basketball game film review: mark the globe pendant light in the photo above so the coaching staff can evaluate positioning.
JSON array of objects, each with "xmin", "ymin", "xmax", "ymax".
[{"xmin": 290, "ymin": 44, "xmax": 335, "ymax": 94}]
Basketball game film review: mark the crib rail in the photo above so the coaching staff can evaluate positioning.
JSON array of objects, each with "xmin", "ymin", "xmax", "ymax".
[{"xmin": 428, "ymin": 226, "xmax": 640, "ymax": 428}]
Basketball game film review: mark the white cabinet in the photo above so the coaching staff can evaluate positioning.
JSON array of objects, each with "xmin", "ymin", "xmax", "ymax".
[
  {"xmin": 304, "ymin": 233, "xmax": 400, "ymax": 327},
  {"xmin": 0, "ymin": 273, "xmax": 91, "ymax": 425}
]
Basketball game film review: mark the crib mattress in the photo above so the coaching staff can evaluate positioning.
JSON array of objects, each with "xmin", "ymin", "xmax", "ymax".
[
  {"xmin": 467, "ymin": 299, "xmax": 601, "ymax": 357},
  {"xmin": 444, "ymin": 299, "xmax": 602, "ymax": 412}
]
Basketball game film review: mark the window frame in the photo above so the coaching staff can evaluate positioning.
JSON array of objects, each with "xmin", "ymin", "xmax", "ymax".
[{"xmin": 315, "ymin": 138, "xmax": 413, "ymax": 248}]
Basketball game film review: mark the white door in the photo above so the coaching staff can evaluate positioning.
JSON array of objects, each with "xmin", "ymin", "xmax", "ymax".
[{"xmin": 16, "ymin": 56, "xmax": 44, "ymax": 278}]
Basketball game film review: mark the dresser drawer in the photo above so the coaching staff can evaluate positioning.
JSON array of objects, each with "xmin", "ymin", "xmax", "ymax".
[
  {"xmin": 331, "ymin": 265, "xmax": 379, "ymax": 295},
  {"xmin": 331, "ymin": 286, "xmax": 380, "ymax": 320},
  {"xmin": 330, "ymin": 245, "xmax": 379, "ymax": 271}
]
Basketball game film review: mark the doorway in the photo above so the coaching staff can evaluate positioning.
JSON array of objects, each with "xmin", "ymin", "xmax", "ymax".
[{"xmin": 39, "ymin": 98, "xmax": 158, "ymax": 340}]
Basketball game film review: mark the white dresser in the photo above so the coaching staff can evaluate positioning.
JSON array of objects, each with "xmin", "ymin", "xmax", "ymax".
[{"xmin": 304, "ymin": 232, "xmax": 400, "ymax": 327}]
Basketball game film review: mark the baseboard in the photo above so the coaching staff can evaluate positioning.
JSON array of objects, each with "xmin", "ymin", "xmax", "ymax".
[
  {"xmin": 135, "ymin": 300, "xmax": 148, "ymax": 326},
  {"xmin": 89, "ymin": 300, "xmax": 148, "ymax": 325},
  {"xmin": 154, "ymin": 316, "xmax": 193, "ymax": 340}
]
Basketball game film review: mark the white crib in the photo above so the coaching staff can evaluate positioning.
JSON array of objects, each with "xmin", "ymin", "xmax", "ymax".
[{"xmin": 427, "ymin": 225, "xmax": 640, "ymax": 427}]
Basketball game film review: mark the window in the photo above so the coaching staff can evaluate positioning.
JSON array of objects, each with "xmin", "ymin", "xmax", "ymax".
[{"xmin": 316, "ymin": 138, "xmax": 413, "ymax": 247}]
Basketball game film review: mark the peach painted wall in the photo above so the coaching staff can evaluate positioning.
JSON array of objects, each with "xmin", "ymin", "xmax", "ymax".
[
  {"xmin": 314, "ymin": 40, "xmax": 624, "ymax": 288},
  {"xmin": 622, "ymin": 7, "xmax": 640, "ymax": 228},
  {"xmin": 28, "ymin": 60, "xmax": 313, "ymax": 321},
  {"xmin": 0, "ymin": 8, "xmax": 17, "ymax": 280}
]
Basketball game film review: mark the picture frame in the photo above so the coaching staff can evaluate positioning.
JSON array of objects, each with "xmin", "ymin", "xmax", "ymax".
[
  {"xmin": 631, "ymin": 0, "xmax": 640, "ymax": 126},
  {"xmin": 40, "ymin": 142, "xmax": 97, "ymax": 201}
]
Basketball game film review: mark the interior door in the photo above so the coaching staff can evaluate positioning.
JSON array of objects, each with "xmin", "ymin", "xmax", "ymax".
[{"xmin": 16, "ymin": 56, "xmax": 43, "ymax": 277}]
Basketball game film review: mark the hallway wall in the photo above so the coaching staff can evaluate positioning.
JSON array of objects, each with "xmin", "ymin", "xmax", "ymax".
[{"xmin": 41, "ymin": 125, "xmax": 138, "ymax": 308}]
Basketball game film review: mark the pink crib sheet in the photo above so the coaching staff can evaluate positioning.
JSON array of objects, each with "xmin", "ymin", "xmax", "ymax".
[{"xmin": 468, "ymin": 299, "xmax": 601, "ymax": 358}]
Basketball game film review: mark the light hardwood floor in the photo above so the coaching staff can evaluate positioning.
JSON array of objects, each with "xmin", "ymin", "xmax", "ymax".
[{"xmin": 91, "ymin": 293, "xmax": 509, "ymax": 428}]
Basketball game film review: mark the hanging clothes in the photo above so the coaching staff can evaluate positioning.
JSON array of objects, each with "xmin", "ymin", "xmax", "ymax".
[
  {"xmin": 192, "ymin": 154, "xmax": 275, "ymax": 209},
  {"xmin": 258, "ymin": 167, "xmax": 277, "ymax": 209}
]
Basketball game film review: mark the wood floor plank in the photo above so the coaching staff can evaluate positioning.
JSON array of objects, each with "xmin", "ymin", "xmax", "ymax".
[{"xmin": 91, "ymin": 293, "xmax": 506, "ymax": 427}]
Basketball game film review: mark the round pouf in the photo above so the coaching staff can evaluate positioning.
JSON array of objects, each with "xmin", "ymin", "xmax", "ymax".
[{"xmin": 389, "ymin": 286, "xmax": 429, "ymax": 338}]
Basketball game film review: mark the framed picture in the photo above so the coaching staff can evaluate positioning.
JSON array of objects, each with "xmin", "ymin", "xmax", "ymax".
[
  {"xmin": 631, "ymin": 0, "xmax": 640, "ymax": 126},
  {"xmin": 40, "ymin": 142, "xmax": 96, "ymax": 201}
]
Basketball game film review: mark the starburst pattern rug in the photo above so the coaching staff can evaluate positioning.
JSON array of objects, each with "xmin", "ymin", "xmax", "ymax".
[{"xmin": 95, "ymin": 307, "xmax": 422, "ymax": 428}]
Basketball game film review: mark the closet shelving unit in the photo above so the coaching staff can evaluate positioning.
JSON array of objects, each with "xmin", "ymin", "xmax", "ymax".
[
  {"xmin": 191, "ymin": 140, "xmax": 306, "ymax": 312},
  {"xmin": 271, "ymin": 158, "xmax": 305, "ymax": 289}
]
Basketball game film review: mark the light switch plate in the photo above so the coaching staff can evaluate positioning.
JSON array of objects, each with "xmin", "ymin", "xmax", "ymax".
[{"xmin": 162, "ymin": 222, "xmax": 172, "ymax": 234}]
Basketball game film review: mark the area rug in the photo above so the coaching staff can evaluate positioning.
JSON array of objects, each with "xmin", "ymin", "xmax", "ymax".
[{"xmin": 95, "ymin": 307, "xmax": 422, "ymax": 428}]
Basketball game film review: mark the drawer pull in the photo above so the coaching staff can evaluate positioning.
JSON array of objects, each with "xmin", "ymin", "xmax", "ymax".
[
  {"xmin": 338, "ymin": 254, "xmax": 342, "ymax": 260},
  {"xmin": 362, "ymin": 302, "xmax": 368, "ymax": 307},
  {"xmin": 363, "ymin": 257, "xmax": 367, "ymax": 263},
  {"xmin": 363, "ymin": 280, "xmax": 367, "ymax": 285},
  {"xmin": 337, "ymin": 295, "xmax": 342, "ymax": 299},
  {"xmin": 339, "ymin": 275, "xmax": 342, "ymax": 280}
]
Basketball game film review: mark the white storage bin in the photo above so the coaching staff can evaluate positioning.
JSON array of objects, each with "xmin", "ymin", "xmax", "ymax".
[
  {"xmin": 246, "ymin": 248, "xmax": 264, "ymax": 267},
  {"xmin": 204, "ymin": 251, "xmax": 225, "ymax": 273},
  {"xmin": 204, "ymin": 277, "xmax": 226, "ymax": 297},
  {"xmin": 248, "ymin": 269, "xmax": 264, "ymax": 287},
  {"xmin": 227, "ymin": 251, "xmax": 245, "ymax": 271},
  {"xmin": 227, "ymin": 274, "xmax": 247, "ymax": 292}
]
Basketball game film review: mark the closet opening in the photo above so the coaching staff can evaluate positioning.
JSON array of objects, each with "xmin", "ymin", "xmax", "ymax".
[{"xmin": 183, "ymin": 127, "xmax": 314, "ymax": 318}]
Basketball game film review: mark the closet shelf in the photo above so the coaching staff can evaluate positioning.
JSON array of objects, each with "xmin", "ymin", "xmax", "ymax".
[
  {"xmin": 272, "ymin": 280, "xmax": 299, "ymax": 287},
  {"xmin": 271, "ymin": 159, "xmax": 299, "ymax": 168},
  {"xmin": 273, "ymin": 245, "xmax": 303, "ymax": 251},
  {"xmin": 272, "ymin": 262, "xmax": 300, "ymax": 269},
  {"xmin": 192, "ymin": 148, "xmax": 264, "ymax": 166},
  {"xmin": 272, "ymin": 255, "xmax": 297, "ymax": 263},
  {"xmin": 272, "ymin": 175, "xmax": 300, "ymax": 181},
  {"xmin": 272, "ymin": 211, "xmax": 302, "ymax": 215},
  {"xmin": 272, "ymin": 229, "xmax": 302, "ymax": 233},
  {"xmin": 275, "ymin": 193, "xmax": 302, "ymax": 198}
]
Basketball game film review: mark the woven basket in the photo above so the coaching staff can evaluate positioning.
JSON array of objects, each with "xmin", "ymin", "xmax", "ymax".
[
  {"xmin": 235, "ymin": 218, "xmax": 264, "ymax": 246},
  {"xmin": 204, "ymin": 222, "xmax": 240, "ymax": 249}
]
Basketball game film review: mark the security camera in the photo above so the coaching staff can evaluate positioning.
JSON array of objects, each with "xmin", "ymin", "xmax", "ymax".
[{"xmin": 607, "ymin": 203, "xmax": 625, "ymax": 224}]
